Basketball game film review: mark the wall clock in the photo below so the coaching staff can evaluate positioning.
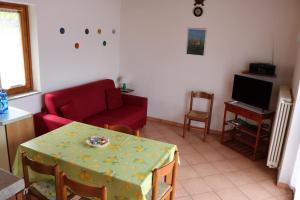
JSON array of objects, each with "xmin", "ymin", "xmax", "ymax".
[{"xmin": 194, "ymin": 0, "xmax": 205, "ymax": 17}]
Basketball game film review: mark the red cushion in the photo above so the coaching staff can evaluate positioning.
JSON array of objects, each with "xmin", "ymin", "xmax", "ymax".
[
  {"xmin": 44, "ymin": 79, "xmax": 115, "ymax": 119},
  {"xmin": 106, "ymin": 88, "xmax": 123, "ymax": 110},
  {"xmin": 84, "ymin": 105, "xmax": 144, "ymax": 129},
  {"xmin": 60, "ymin": 102, "xmax": 83, "ymax": 122}
]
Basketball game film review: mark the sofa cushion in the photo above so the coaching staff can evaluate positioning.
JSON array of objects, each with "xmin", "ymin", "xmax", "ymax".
[
  {"xmin": 106, "ymin": 88, "xmax": 123, "ymax": 110},
  {"xmin": 84, "ymin": 105, "xmax": 145, "ymax": 129},
  {"xmin": 44, "ymin": 79, "xmax": 115, "ymax": 119},
  {"xmin": 60, "ymin": 101, "xmax": 83, "ymax": 122}
]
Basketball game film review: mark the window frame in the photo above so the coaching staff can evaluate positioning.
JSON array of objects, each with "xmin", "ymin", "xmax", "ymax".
[{"xmin": 0, "ymin": 2, "xmax": 33, "ymax": 96}]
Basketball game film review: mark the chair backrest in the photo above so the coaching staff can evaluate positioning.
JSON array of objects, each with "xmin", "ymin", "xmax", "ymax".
[
  {"xmin": 152, "ymin": 151, "xmax": 179, "ymax": 200},
  {"xmin": 21, "ymin": 152, "xmax": 61, "ymax": 198},
  {"xmin": 189, "ymin": 91, "xmax": 214, "ymax": 114},
  {"xmin": 104, "ymin": 124, "xmax": 140, "ymax": 137},
  {"xmin": 59, "ymin": 172, "xmax": 107, "ymax": 200}
]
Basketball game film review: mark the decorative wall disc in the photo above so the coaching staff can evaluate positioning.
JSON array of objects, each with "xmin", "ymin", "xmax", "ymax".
[
  {"xmin": 112, "ymin": 29, "xmax": 116, "ymax": 34},
  {"xmin": 60, "ymin": 27, "xmax": 65, "ymax": 34},
  {"xmin": 85, "ymin": 28, "xmax": 89, "ymax": 34},
  {"xmin": 75, "ymin": 42, "xmax": 80, "ymax": 49},
  {"xmin": 97, "ymin": 29, "xmax": 102, "ymax": 34},
  {"xmin": 103, "ymin": 41, "xmax": 107, "ymax": 46}
]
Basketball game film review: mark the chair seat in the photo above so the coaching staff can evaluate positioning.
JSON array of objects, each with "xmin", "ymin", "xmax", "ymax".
[
  {"xmin": 31, "ymin": 179, "xmax": 71, "ymax": 200},
  {"xmin": 187, "ymin": 110, "xmax": 209, "ymax": 120},
  {"xmin": 31, "ymin": 180, "xmax": 57, "ymax": 200},
  {"xmin": 146, "ymin": 182, "xmax": 171, "ymax": 200}
]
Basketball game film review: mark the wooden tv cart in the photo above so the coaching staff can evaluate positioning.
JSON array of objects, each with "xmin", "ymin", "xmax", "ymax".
[{"xmin": 221, "ymin": 101, "xmax": 275, "ymax": 160}]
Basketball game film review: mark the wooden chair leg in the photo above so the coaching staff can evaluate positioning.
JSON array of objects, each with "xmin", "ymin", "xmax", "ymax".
[
  {"xmin": 207, "ymin": 117, "xmax": 211, "ymax": 135},
  {"xmin": 183, "ymin": 116, "xmax": 187, "ymax": 138},
  {"xmin": 203, "ymin": 121, "xmax": 208, "ymax": 142},
  {"xmin": 187, "ymin": 119, "xmax": 191, "ymax": 131}
]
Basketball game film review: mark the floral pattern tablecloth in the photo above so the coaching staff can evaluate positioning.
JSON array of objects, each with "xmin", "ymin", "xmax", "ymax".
[{"xmin": 13, "ymin": 122, "xmax": 177, "ymax": 200}]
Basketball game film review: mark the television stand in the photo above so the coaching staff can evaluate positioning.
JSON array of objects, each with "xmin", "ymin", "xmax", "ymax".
[
  {"xmin": 230, "ymin": 101, "xmax": 272, "ymax": 114},
  {"xmin": 221, "ymin": 101, "xmax": 275, "ymax": 160}
]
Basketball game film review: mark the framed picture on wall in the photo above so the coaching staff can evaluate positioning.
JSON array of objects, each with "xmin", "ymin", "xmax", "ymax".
[{"xmin": 187, "ymin": 28, "xmax": 206, "ymax": 56}]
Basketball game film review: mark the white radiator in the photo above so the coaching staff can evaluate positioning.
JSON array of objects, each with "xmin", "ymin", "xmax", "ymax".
[{"xmin": 267, "ymin": 86, "xmax": 293, "ymax": 168}]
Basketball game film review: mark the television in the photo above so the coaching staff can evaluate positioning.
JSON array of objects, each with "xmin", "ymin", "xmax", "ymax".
[{"xmin": 232, "ymin": 75, "xmax": 273, "ymax": 110}]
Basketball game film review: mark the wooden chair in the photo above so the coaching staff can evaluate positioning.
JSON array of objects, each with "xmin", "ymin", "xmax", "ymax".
[
  {"xmin": 147, "ymin": 151, "xmax": 179, "ymax": 200},
  {"xmin": 104, "ymin": 124, "xmax": 140, "ymax": 137},
  {"xmin": 59, "ymin": 172, "xmax": 107, "ymax": 200},
  {"xmin": 182, "ymin": 91, "xmax": 214, "ymax": 141},
  {"xmin": 21, "ymin": 152, "xmax": 61, "ymax": 200}
]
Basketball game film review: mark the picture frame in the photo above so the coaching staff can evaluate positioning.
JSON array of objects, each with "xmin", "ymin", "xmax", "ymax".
[{"xmin": 187, "ymin": 28, "xmax": 206, "ymax": 56}]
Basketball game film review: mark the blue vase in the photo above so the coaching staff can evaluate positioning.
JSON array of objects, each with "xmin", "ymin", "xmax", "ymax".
[{"xmin": 0, "ymin": 90, "xmax": 8, "ymax": 114}]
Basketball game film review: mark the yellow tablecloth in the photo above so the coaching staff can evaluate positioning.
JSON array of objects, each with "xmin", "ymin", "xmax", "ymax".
[{"xmin": 13, "ymin": 122, "xmax": 177, "ymax": 200}]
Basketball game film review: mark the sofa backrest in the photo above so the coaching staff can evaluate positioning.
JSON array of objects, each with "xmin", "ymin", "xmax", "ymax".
[{"xmin": 44, "ymin": 79, "xmax": 115, "ymax": 120}]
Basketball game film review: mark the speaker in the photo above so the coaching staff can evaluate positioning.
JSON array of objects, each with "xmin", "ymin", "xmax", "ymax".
[{"xmin": 249, "ymin": 63, "xmax": 276, "ymax": 76}]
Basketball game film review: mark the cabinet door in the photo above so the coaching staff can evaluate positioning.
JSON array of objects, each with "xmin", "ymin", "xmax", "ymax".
[
  {"xmin": 0, "ymin": 126, "xmax": 10, "ymax": 171},
  {"xmin": 6, "ymin": 117, "xmax": 35, "ymax": 167}
]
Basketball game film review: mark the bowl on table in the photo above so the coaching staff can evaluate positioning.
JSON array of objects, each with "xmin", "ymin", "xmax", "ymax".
[{"xmin": 86, "ymin": 136, "xmax": 109, "ymax": 148}]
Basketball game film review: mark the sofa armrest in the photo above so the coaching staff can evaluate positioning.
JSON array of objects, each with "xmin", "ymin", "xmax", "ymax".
[
  {"xmin": 122, "ymin": 94, "xmax": 148, "ymax": 108},
  {"xmin": 34, "ymin": 113, "xmax": 73, "ymax": 136}
]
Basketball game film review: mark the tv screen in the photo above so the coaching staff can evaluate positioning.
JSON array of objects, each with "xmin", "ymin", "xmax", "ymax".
[{"xmin": 232, "ymin": 75, "xmax": 273, "ymax": 110}]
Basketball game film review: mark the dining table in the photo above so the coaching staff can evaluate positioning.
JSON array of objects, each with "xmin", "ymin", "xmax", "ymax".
[{"xmin": 13, "ymin": 122, "xmax": 178, "ymax": 200}]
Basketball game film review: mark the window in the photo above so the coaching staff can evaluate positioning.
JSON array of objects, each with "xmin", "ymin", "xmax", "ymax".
[{"xmin": 0, "ymin": 2, "xmax": 32, "ymax": 95}]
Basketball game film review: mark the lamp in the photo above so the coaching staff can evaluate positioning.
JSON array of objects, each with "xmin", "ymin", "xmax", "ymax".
[{"xmin": 118, "ymin": 77, "xmax": 129, "ymax": 91}]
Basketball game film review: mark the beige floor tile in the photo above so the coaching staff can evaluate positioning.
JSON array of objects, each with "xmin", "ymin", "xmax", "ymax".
[
  {"xmin": 176, "ymin": 196, "xmax": 193, "ymax": 200},
  {"xmin": 201, "ymin": 151, "xmax": 226, "ymax": 162},
  {"xmin": 259, "ymin": 180, "xmax": 292, "ymax": 196},
  {"xmin": 192, "ymin": 142, "xmax": 215, "ymax": 153},
  {"xmin": 215, "ymin": 188, "xmax": 249, "ymax": 200},
  {"xmin": 205, "ymin": 134, "xmax": 220, "ymax": 143},
  {"xmin": 243, "ymin": 167, "xmax": 274, "ymax": 182},
  {"xmin": 229, "ymin": 157, "xmax": 257, "ymax": 170},
  {"xmin": 175, "ymin": 181, "xmax": 190, "ymax": 198},
  {"xmin": 184, "ymin": 133, "xmax": 203, "ymax": 144},
  {"xmin": 211, "ymin": 160, "xmax": 238, "ymax": 173},
  {"xmin": 209, "ymin": 140, "xmax": 223, "ymax": 149},
  {"xmin": 239, "ymin": 183, "xmax": 273, "ymax": 200},
  {"xmin": 203, "ymin": 174, "xmax": 235, "ymax": 191},
  {"xmin": 178, "ymin": 145, "xmax": 197, "ymax": 155},
  {"xmin": 177, "ymin": 165, "xmax": 199, "ymax": 180},
  {"xmin": 179, "ymin": 157, "xmax": 190, "ymax": 167},
  {"xmin": 223, "ymin": 171, "xmax": 255, "ymax": 186},
  {"xmin": 192, "ymin": 192, "xmax": 221, "ymax": 200},
  {"xmin": 141, "ymin": 130, "xmax": 165, "ymax": 139},
  {"xmin": 192, "ymin": 163, "xmax": 220, "ymax": 177},
  {"xmin": 143, "ymin": 120, "xmax": 291, "ymax": 199},
  {"xmin": 216, "ymin": 146, "xmax": 242, "ymax": 159},
  {"xmin": 183, "ymin": 152, "xmax": 208, "ymax": 165},
  {"xmin": 275, "ymin": 193, "xmax": 293, "ymax": 200},
  {"xmin": 181, "ymin": 178, "xmax": 213, "ymax": 195}
]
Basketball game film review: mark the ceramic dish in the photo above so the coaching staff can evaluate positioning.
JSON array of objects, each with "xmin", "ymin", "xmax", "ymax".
[{"xmin": 86, "ymin": 136, "xmax": 109, "ymax": 148}]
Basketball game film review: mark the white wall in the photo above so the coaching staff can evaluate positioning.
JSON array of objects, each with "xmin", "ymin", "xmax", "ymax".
[
  {"xmin": 120, "ymin": 0, "xmax": 300, "ymax": 130},
  {"xmin": 6, "ymin": 0, "xmax": 121, "ymax": 113},
  {"xmin": 278, "ymin": 32, "xmax": 300, "ymax": 185}
]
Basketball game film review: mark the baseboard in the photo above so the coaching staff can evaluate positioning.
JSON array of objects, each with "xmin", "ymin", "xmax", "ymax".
[
  {"xmin": 277, "ymin": 182, "xmax": 292, "ymax": 190},
  {"xmin": 147, "ymin": 116, "xmax": 221, "ymax": 135}
]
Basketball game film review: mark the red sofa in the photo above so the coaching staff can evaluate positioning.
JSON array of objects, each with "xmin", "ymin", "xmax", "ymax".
[{"xmin": 34, "ymin": 79, "xmax": 148, "ymax": 136}]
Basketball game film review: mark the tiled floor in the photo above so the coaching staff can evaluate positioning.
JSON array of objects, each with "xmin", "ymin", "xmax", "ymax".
[{"xmin": 141, "ymin": 120, "xmax": 293, "ymax": 200}]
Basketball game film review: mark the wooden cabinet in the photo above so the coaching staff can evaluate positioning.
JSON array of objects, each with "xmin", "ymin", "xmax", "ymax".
[
  {"xmin": 0, "ymin": 107, "xmax": 35, "ymax": 171},
  {"xmin": 221, "ymin": 102, "xmax": 275, "ymax": 160}
]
